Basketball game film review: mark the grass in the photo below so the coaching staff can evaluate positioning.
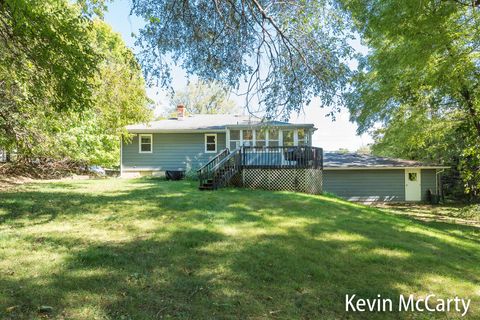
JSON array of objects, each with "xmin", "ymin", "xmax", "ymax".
[
  {"xmin": 372, "ymin": 203, "xmax": 480, "ymax": 225},
  {"xmin": 0, "ymin": 178, "xmax": 479, "ymax": 319}
]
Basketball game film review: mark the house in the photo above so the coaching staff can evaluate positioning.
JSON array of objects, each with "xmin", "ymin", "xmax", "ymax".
[
  {"xmin": 121, "ymin": 105, "xmax": 448, "ymax": 201},
  {"xmin": 122, "ymin": 105, "xmax": 316, "ymax": 174}
]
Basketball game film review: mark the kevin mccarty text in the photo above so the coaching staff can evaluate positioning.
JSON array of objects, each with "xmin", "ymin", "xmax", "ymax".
[{"xmin": 345, "ymin": 294, "xmax": 471, "ymax": 317}]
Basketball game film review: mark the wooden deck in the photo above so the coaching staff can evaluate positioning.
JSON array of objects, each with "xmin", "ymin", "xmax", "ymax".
[{"xmin": 198, "ymin": 146, "xmax": 323, "ymax": 194}]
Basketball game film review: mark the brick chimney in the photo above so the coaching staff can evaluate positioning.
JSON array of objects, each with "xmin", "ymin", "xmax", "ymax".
[{"xmin": 176, "ymin": 104, "xmax": 185, "ymax": 120}]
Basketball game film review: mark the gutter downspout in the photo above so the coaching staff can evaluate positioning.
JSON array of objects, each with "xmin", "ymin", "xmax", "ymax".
[{"xmin": 435, "ymin": 169, "xmax": 446, "ymax": 198}]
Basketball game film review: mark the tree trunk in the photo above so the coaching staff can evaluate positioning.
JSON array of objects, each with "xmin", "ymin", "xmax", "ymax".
[{"xmin": 460, "ymin": 87, "xmax": 480, "ymax": 139}]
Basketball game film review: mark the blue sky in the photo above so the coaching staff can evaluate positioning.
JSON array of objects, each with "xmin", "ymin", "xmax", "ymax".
[{"xmin": 103, "ymin": 0, "xmax": 373, "ymax": 151}]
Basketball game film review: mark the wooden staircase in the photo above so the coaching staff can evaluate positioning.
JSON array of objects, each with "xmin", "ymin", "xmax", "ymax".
[{"xmin": 198, "ymin": 148, "xmax": 241, "ymax": 190}]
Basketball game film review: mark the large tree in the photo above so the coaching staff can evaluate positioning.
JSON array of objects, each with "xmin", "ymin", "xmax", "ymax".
[
  {"xmin": 0, "ymin": 0, "xmax": 99, "ymax": 153},
  {"xmin": 341, "ymin": 0, "xmax": 480, "ymax": 197},
  {"xmin": 51, "ymin": 21, "xmax": 152, "ymax": 166},
  {"xmin": 169, "ymin": 80, "xmax": 239, "ymax": 115},
  {"xmin": 0, "ymin": 1, "xmax": 151, "ymax": 167},
  {"xmin": 131, "ymin": 0, "xmax": 352, "ymax": 119}
]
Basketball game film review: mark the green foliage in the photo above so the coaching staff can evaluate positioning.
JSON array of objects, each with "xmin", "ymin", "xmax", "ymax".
[
  {"xmin": 342, "ymin": 0, "xmax": 480, "ymax": 197},
  {"xmin": 0, "ymin": 1, "xmax": 151, "ymax": 167},
  {"xmin": 132, "ymin": 0, "xmax": 352, "ymax": 118},
  {"xmin": 169, "ymin": 80, "xmax": 239, "ymax": 116},
  {"xmin": 0, "ymin": 0, "xmax": 99, "ymax": 112},
  {"xmin": 44, "ymin": 21, "xmax": 152, "ymax": 167},
  {"xmin": 335, "ymin": 148, "xmax": 350, "ymax": 154}
]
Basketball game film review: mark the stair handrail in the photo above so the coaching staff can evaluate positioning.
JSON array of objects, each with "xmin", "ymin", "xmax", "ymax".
[
  {"xmin": 197, "ymin": 148, "xmax": 230, "ymax": 186},
  {"xmin": 211, "ymin": 148, "xmax": 239, "ymax": 172},
  {"xmin": 210, "ymin": 148, "xmax": 241, "ymax": 189},
  {"xmin": 197, "ymin": 148, "xmax": 230, "ymax": 173}
]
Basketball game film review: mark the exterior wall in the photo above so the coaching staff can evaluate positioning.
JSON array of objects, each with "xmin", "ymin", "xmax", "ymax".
[
  {"xmin": 421, "ymin": 169, "xmax": 437, "ymax": 200},
  {"xmin": 323, "ymin": 169, "xmax": 405, "ymax": 202},
  {"xmin": 323, "ymin": 169, "xmax": 439, "ymax": 202},
  {"xmin": 122, "ymin": 132, "xmax": 226, "ymax": 172}
]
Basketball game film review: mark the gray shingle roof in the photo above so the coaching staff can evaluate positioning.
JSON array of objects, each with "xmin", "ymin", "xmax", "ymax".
[
  {"xmin": 324, "ymin": 152, "xmax": 448, "ymax": 168},
  {"xmin": 126, "ymin": 114, "xmax": 314, "ymax": 132}
]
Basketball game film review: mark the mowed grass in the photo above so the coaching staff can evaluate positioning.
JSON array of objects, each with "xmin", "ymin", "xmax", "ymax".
[{"xmin": 0, "ymin": 178, "xmax": 479, "ymax": 319}]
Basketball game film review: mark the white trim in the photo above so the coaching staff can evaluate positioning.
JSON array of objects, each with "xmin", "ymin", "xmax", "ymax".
[
  {"xmin": 139, "ymin": 134, "xmax": 153, "ymax": 153},
  {"xmin": 129, "ymin": 129, "xmax": 226, "ymax": 134},
  {"xmin": 294, "ymin": 129, "xmax": 298, "ymax": 146},
  {"xmin": 205, "ymin": 133, "xmax": 217, "ymax": 153},
  {"xmin": 226, "ymin": 129, "xmax": 230, "ymax": 150},
  {"xmin": 405, "ymin": 168, "xmax": 422, "ymax": 201},
  {"xmin": 324, "ymin": 166, "xmax": 450, "ymax": 170}
]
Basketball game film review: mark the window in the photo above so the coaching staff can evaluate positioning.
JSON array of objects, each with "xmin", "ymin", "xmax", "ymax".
[
  {"xmin": 269, "ymin": 129, "xmax": 279, "ymax": 146},
  {"xmin": 242, "ymin": 130, "xmax": 253, "ymax": 146},
  {"xmin": 229, "ymin": 130, "xmax": 240, "ymax": 150},
  {"xmin": 256, "ymin": 129, "xmax": 267, "ymax": 147},
  {"xmin": 205, "ymin": 134, "xmax": 217, "ymax": 153},
  {"xmin": 408, "ymin": 173, "xmax": 417, "ymax": 181},
  {"xmin": 139, "ymin": 134, "xmax": 152, "ymax": 153},
  {"xmin": 283, "ymin": 130, "xmax": 294, "ymax": 146},
  {"xmin": 298, "ymin": 129, "xmax": 309, "ymax": 146}
]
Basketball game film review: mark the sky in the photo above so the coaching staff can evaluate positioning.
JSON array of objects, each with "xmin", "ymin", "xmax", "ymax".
[{"xmin": 103, "ymin": 0, "xmax": 373, "ymax": 151}]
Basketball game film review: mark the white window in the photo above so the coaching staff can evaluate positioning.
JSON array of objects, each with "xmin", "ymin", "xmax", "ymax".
[
  {"xmin": 297, "ymin": 129, "xmax": 309, "ymax": 146},
  {"xmin": 268, "ymin": 129, "xmax": 279, "ymax": 146},
  {"xmin": 205, "ymin": 134, "xmax": 217, "ymax": 153},
  {"xmin": 242, "ymin": 130, "xmax": 253, "ymax": 146},
  {"xmin": 229, "ymin": 130, "xmax": 240, "ymax": 150},
  {"xmin": 283, "ymin": 130, "xmax": 294, "ymax": 146},
  {"xmin": 139, "ymin": 134, "xmax": 152, "ymax": 153},
  {"xmin": 256, "ymin": 129, "xmax": 267, "ymax": 147}
]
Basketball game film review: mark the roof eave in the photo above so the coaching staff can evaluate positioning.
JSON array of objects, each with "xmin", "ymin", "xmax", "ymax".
[
  {"xmin": 323, "ymin": 166, "xmax": 450, "ymax": 170},
  {"xmin": 126, "ymin": 128, "xmax": 227, "ymax": 133}
]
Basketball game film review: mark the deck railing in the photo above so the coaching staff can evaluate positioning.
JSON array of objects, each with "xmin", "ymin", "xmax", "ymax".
[
  {"xmin": 241, "ymin": 146, "xmax": 323, "ymax": 169},
  {"xmin": 198, "ymin": 146, "xmax": 323, "ymax": 189}
]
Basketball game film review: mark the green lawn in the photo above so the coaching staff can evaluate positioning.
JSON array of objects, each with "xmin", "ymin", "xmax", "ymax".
[{"xmin": 1, "ymin": 178, "xmax": 479, "ymax": 319}]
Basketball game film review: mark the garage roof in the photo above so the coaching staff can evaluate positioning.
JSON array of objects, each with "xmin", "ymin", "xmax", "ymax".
[{"xmin": 323, "ymin": 152, "xmax": 449, "ymax": 169}]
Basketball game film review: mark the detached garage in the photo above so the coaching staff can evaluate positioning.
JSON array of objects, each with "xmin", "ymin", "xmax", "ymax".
[{"xmin": 323, "ymin": 152, "xmax": 449, "ymax": 202}]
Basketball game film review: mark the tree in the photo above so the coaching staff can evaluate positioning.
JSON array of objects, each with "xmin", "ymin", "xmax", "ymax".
[
  {"xmin": 0, "ymin": 0, "xmax": 99, "ymax": 155},
  {"xmin": 335, "ymin": 148, "xmax": 350, "ymax": 154},
  {"xmin": 169, "ymin": 80, "xmax": 239, "ymax": 115},
  {"xmin": 355, "ymin": 145, "xmax": 371, "ymax": 155},
  {"xmin": 0, "ymin": 1, "xmax": 151, "ymax": 167},
  {"xmin": 342, "ymin": 0, "xmax": 480, "ymax": 137},
  {"xmin": 131, "ymin": 0, "xmax": 352, "ymax": 119},
  {"xmin": 51, "ymin": 21, "xmax": 152, "ymax": 166},
  {"xmin": 341, "ymin": 0, "xmax": 480, "ymax": 197}
]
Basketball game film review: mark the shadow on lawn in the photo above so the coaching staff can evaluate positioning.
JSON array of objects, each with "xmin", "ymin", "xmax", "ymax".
[{"xmin": 1, "ymin": 179, "xmax": 479, "ymax": 319}]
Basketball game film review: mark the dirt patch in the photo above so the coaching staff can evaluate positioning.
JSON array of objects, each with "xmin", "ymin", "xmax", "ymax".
[
  {"xmin": 372, "ymin": 203, "xmax": 480, "ymax": 228},
  {"xmin": 0, "ymin": 176, "xmax": 34, "ymax": 191},
  {"xmin": 0, "ymin": 174, "xmax": 92, "ymax": 191}
]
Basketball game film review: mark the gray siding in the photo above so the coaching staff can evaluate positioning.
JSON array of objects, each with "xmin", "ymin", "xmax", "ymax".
[
  {"xmin": 323, "ymin": 169, "xmax": 405, "ymax": 202},
  {"xmin": 421, "ymin": 169, "xmax": 437, "ymax": 201},
  {"xmin": 323, "ymin": 169, "xmax": 439, "ymax": 202},
  {"xmin": 122, "ymin": 132, "xmax": 226, "ymax": 171}
]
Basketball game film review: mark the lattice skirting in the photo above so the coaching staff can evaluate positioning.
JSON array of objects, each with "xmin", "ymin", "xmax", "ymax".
[{"xmin": 229, "ymin": 168, "xmax": 322, "ymax": 194}]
